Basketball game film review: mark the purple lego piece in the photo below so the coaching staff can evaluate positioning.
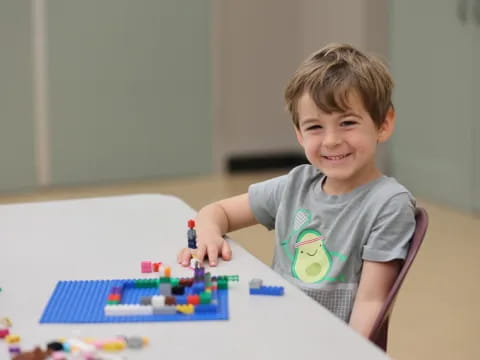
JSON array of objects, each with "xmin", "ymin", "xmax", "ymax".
[
  {"xmin": 111, "ymin": 286, "xmax": 122, "ymax": 294},
  {"xmin": 249, "ymin": 286, "xmax": 284, "ymax": 296}
]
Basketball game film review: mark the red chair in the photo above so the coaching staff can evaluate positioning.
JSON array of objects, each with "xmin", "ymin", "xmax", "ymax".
[{"xmin": 368, "ymin": 207, "xmax": 429, "ymax": 351}]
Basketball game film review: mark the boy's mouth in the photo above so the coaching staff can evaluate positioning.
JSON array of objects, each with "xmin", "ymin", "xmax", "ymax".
[{"xmin": 322, "ymin": 153, "xmax": 352, "ymax": 160}]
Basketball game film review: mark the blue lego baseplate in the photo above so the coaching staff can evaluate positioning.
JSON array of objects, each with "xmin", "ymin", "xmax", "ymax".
[{"xmin": 40, "ymin": 279, "xmax": 228, "ymax": 323}]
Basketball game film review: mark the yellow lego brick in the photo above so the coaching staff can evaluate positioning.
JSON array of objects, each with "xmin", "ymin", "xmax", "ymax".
[
  {"xmin": 5, "ymin": 334, "xmax": 20, "ymax": 344},
  {"xmin": 176, "ymin": 304, "xmax": 194, "ymax": 314}
]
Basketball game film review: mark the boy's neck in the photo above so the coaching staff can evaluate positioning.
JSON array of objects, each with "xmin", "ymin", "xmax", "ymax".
[{"xmin": 322, "ymin": 168, "xmax": 383, "ymax": 196}]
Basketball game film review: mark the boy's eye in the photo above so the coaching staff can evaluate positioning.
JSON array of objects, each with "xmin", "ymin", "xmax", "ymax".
[
  {"xmin": 340, "ymin": 120, "xmax": 357, "ymax": 127},
  {"xmin": 305, "ymin": 125, "xmax": 322, "ymax": 131}
]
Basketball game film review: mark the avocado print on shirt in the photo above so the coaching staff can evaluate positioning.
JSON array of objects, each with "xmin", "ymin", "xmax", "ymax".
[
  {"xmin": 292, "ymin": 229, "xmax": 331, "ymax": 282},
  {"xmin": 280, "ymin": 208, "xmax": 347, "ymax": 283}
]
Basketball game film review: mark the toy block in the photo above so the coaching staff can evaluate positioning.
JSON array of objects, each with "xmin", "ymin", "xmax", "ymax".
[
  {"xmin": 141, "ymin": 261, "xmax": 152, "ymax": 273},
  {"xmin": 8, "ymin": 345, "xmax": 21, "ymax": 356},
  {"xmin": 172, "ymin": 285, "xmax": 185, "ymax": 295},
  {"xmin": 195, "ymin": 304, "xmax": 217, "ymax": 313},
  {"xmin": 176, "ymin": 304, "xmax": 194, "ymax": 315},
  {"xmin": 0, "ymin": 328, "xmax": 9, "ymax": 338},
  {"xmin": 164, "ymin": 266, "xmax": 171, "ymax": 277},
  {"xmin": 140, "ymin": 296, "xmax": 152, "ymax": 305},
  {"xmin": 5, "ymin": 334, "xmax": 21, "ymax": 344},
  {"xmin": 187, "ymin": 295, "xmax": 200, "ymax": 305},
  {"xmin": 107, "ymin": 294, "xmax": 121, "ymax": 302},
  {"xmin": 66, "ymin": 338, "xmax": 97, "ymax": 353},
  {"xmin": 175, "ymin": 295, "xmax": 187, "ymax": 304},
  {"xmin": 217, "ymin": 278, "xmax": 228, "ymax": 290},
  {"xmin": 135, "ymin": 279, "xmax": 158, "ymax": 288},
  {"xmin": 153, "ymin": 263, "xmax": 162, "ymax": 272},
  {"xmin": 192, "ymin": 282, "xmax": 205, "ymax": 294},
  {"xmin": 0, "ymin": 317, "xmax": 12, "ymax": 327},
  {"xmin": 165, "ymin": 295, "xmax": 176, "ymax": 305},
  {"xmin": 249, "ymin": 278, "xmax": 263, "ymax": 289},
  {"xmin": 125, "ymin": 336, "xmax": 146, "ymax": 349},
  {"xmin": 159, "ymin": 283, "xmax": 172, "ymax": 296},
  {"xmin": 47, "ymin": 341, "xmax": 64, "ymax": 351},
  {"xmin": 199, "ymin": 292, "xmax": 212, "ymax": 304},
  {"xmin": 179, "ymin": 278, "xmax": 193, "ymax": 287},
  {"xmin": 249, "ymin": 286, "xmax": 284, "ymax": 296},
  {"xmin": 151, "ymin": 295, "xmax": 165, "ymax": 307},
  {"xmin": 98, "ymin": 339, "xmax": 126, "ymax": 352},
  {"xmin": 152, "ymin": 305, "xmax": 177, "ymax": 315}
]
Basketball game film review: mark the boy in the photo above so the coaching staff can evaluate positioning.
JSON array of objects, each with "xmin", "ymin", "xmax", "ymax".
[{"xmin": 177, "ymin": 43, "xmax": 415, "ymax": 338}]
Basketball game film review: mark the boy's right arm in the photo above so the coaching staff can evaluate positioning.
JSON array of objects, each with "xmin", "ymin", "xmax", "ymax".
[{"xmin": 177, "ymin": 193, "xmax": 258, "ymax": 267}]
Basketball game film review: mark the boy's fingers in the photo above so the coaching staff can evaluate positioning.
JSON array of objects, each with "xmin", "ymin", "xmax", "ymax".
[
  {"xmin": 221, "ymin": 241, "xmax": 232, "ymax": 261},
  {"xmin": 195, "ymin": 243, "xmax": 207, "ymax": 263},
  {"xmin": 207, "ymin": 244, "xmax": 219, "ymax": 266},
  {"xmin": 179, "ymin": 248, "xmax": 191, "ymax": 266}
]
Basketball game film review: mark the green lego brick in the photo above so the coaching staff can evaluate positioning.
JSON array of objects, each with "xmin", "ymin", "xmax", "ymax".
[
  {"xmin": 134, "ymin": 279, "xmax": 159, "ymax": 288},
  {"xmin": 200, "ymin": 292, "xmax": 211, "ymax": 304}
]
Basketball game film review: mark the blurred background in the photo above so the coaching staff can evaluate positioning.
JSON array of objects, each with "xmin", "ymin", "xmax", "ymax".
[{"xmin": 0, "ymin": 0, "xmax": 479, "ymax": 359}]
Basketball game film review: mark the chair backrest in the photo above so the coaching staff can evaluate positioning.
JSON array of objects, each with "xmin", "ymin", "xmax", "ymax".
[{"xmin": 368, "ymin": 207, "xmax": 429, "ymax": 351}]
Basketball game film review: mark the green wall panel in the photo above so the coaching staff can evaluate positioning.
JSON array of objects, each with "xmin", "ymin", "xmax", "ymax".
[
  {"xmin": 389, "ymin": 0, "xmax": 475, "ymax": 211},
  {"xmin": 48, "ymin": 0, "xmax": 212, "ymax": 185},
  {"xmin": 0, "ymin": 0, "xmax": 36, "ymax": 191}
]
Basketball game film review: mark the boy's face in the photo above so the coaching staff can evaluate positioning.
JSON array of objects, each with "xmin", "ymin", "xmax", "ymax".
[{"xmin": 295, "ymin": 91, "xmax": 394, "ymax": 193}]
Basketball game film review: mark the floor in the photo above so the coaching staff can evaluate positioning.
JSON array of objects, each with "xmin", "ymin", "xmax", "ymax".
[{"xmin": 1, "ymin": 171, "xmax": 479, "ymax": 359}]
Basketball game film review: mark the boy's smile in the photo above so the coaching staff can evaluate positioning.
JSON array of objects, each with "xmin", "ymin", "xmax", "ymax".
[{"xmin": 295, "ymin": 91, "xmax": 394, "ymax": 195}]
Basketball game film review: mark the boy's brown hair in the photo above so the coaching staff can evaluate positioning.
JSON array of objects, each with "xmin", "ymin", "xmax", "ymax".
[{"xmin": 285, "ymin": 43, "xmax": 393, "ymax": 129}]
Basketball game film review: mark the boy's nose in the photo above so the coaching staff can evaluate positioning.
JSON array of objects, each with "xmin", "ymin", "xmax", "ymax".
[{"xmin": 323, "ymin": 130, "xmax": 342, "ymax": 147}]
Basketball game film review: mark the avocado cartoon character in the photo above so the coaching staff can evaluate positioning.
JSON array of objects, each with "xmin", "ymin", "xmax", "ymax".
[{"xmin": 291, "ymin": 229, "xmax": 332, "ymax": 283}]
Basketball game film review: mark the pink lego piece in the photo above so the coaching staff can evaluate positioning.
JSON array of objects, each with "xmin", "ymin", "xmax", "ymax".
[
  {"xmin": 141, "ymin": 261, "xmax": 152, "ymax": 273},
  {"xmin": 0, "ymin": 328, "xmax": 9, "ymax": 338}
]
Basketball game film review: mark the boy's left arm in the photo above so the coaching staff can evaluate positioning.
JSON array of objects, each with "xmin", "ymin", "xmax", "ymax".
[{"xmin": 348, "ymin": 259, "xmax": 401, "ymax": 338}]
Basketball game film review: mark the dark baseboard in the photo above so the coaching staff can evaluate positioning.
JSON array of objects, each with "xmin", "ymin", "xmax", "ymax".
[{"xmin": 227, "ymin": 152, "xmax": 308, "ymax": 173}]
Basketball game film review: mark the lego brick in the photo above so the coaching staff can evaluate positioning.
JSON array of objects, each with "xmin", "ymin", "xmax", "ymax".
[
  {"xmin": 152, "ymin": 306, "xmax": 177, "ymax": 315},
  {"xmin": 176, "ymin": 304, "xmax": 194, "ymax": 315},
  {"xmin": 159, "ymin": 283, "xmax": 172, "ymax": 296},
  {"xmin": 172, "ymin": 285, "xmax": 185, "ymax": 295},
  {"xmin": 249, "ymin": 286, "xmax": 284, "ymax": 296},
  {"xmin": 40, "ymin": 279, "xmax": 229, "ymax": 323},
  {"xmin": 151, "ymin": 295, "xmax": 165, "ymax": 307},
  {"xmin": 249, "ymin": 278, "xmax": 263, "ymax": 289},
  {"xmin": 141, "ymin": 261, "xmax": 152, "ymax": 273},
  {"xmin": 195, "ymin": 304, "xmax": 218, "ymax": 313},
  {"xmin": 140, "ymin": 296, "xmax": 152, "ymax": 305}
]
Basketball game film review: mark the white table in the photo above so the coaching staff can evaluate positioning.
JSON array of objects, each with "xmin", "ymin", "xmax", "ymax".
[{"xmin": 0, "ymin": 195, "xmax": 388, "ymax": 359}]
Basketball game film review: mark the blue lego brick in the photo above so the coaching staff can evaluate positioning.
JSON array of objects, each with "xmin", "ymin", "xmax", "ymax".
[
  {"xmin": 39, "ymin": 279, "xmax": 228, "ymax": 323},
  {"xmin": 249, "ymin": 286, "xmax": 284, "ymax": 296},
  {"xmin": 195, "ymin": 304, "xmax": 218, "ymax": 313}
]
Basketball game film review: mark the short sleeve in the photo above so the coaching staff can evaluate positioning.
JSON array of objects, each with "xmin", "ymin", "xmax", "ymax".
[
  {"xmin": 248, "ymin": 175, "xmax": 287, "ymax": 230},
  {"xmin": 362, "ymin": 193, "xmax": 416, "ymax": 262}
]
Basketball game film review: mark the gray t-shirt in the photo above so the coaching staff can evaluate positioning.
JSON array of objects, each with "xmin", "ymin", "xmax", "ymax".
[{"xmin": 248, "ymin": 164, "xmax": 416, "ymax": 322}]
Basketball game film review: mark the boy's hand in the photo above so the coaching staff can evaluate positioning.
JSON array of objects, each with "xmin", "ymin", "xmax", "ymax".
[{"xmin": 177, "ymin": 238, "xmax": 232, "ymax": 267}]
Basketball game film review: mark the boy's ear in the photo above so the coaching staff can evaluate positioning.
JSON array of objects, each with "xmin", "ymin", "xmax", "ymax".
[
  {"xmin": 377, "ymin": 107, "xmax": 395, "ymax": 143},
  {"xmin": 295, "ymin": 126, "xmax": 304, "ymax": 146}
]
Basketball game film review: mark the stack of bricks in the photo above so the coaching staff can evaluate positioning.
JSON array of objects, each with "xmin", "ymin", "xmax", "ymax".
[
  {"xmin": 249, "ymin": 278, "xmax": 284, "ymax": 296},
  {"xmin": 104, "ymin": 263, "xmax": 239, "ymax": 317},
  {"xmin": 0, "ymin": 317, "xmax": 21, "ymax": 358}
]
